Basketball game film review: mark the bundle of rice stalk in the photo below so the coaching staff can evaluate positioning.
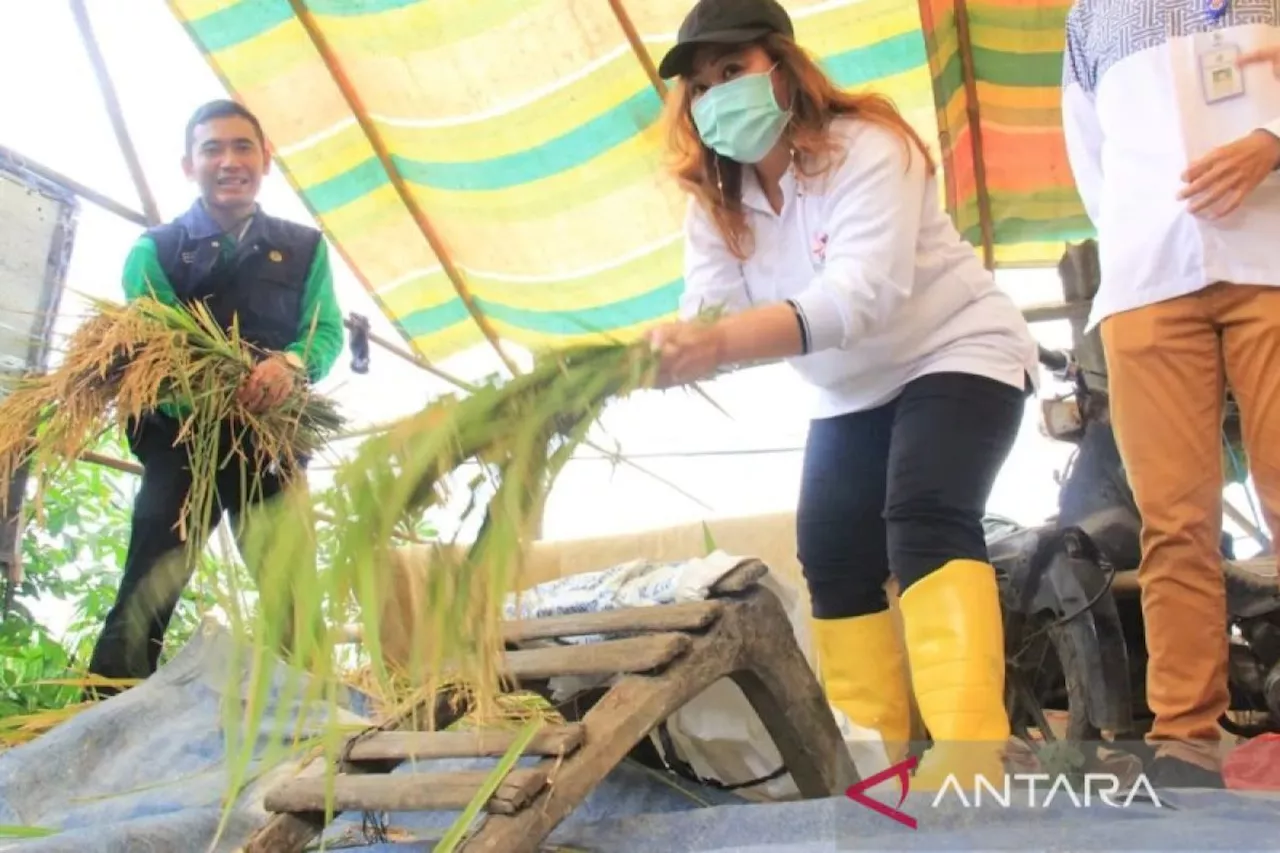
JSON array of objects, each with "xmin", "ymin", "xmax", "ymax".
[
  {"xmin": 219, "ymin": 340, "xmax": 661, "ymax": 832},
  {"xmin": 0, "ymin": 294, "xmax": 344, "ymax": 559}
]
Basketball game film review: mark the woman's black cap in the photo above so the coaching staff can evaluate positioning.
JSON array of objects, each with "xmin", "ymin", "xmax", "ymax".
[{"xmin": 656, "ymin": 0, "xmax": 795, "ymax": 79}]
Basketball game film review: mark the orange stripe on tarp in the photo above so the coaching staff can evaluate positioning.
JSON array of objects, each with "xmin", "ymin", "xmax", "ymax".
[
  {"xmin": 944, "ymin": 124, "xmax": 1074, "ymax": 203},
  {"xmin": 966, "ymin": 124, "xmax": 1076, "ymax": 193}
]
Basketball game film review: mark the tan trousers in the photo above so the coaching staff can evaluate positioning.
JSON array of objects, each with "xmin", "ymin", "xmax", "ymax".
[{"xmin": 1101, "ymin": 282, "xmax": 1280, "ymax": 770}]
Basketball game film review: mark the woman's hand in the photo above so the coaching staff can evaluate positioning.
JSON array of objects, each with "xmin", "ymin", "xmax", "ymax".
[{"xmin": 646, "ymin": 320, "xmax": 727, "ymax": 388}]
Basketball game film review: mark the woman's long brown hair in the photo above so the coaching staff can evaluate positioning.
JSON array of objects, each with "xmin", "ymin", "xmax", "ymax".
[{"xmin": 661, "ymin": 32, "xmax": 935, "ymax": 260}]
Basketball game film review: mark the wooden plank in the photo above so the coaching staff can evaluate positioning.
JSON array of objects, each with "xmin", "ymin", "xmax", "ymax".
[
  {"xmin": 710, "ymin": 560, "xmax": 768, "ymax": 596},
  {"xmin": 463, "ymin": 588, "xmax": 859, "ymax": 853},
  {"xmin": 264, "ymin": 767, "xmax": 549, "ymax": 816},
  {"xmin": 505, "ymin": 633, "xmax": 691, "ymax": 681},
  {"xmin": 245, "ymin": 689, "xmax": 471, "ymax": 852},
  {"xmin": 501, "ymin": 601, "xmax": 723, "ymax": 643},
  {"xmin": 345, "ymin": 726, "xmax": 584, "ymax": 763}
]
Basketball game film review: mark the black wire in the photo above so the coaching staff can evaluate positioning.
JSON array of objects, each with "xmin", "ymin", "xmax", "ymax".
[{"xmin": 1011, "ymin": 534, "xmax": 1119, "ymax": 663}]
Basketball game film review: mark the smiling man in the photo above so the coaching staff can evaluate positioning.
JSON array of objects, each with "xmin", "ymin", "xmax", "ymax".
[{"xmin": 85, "ymin": 99, "xmax": 343, "ymax": 691}]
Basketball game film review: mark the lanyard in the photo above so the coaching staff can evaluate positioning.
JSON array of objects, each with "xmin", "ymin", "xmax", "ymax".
[{"xmin": 1206, "ymin": 0, "xmax": 1229, "ymax": 23}]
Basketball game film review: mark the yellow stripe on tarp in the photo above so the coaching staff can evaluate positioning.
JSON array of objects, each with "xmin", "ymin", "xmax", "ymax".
[
  {"xmin": 484, "ymin": 313, "xmax": 672, "ymax": 354},
  {"xmin": 974, "ymin": 79, "xmax": 1062, "ymax": 112},
  {"xmin": 377, "ymin": 269, "xmax": 455, "ymax": 318},
  {"xmin": 310, "ymin": 187, "xmax": 448, "ymax": 298},
  {"xmin": 995, "ymin": 241, "xmax": 1067, "ymax": 267},
  {"xmin": 322, "ymin": 1, "xmax": 640, "ymax": 128},
  {"xmin": 976, "ymin": 25, "xmax": 1069, "ymax": 55},
  {"xmin": 402, "ymin": 178, "xmax": 687, "ymax": 286},
  {"xmin": 379, "ymin": 236, "xmax": 683, "ymax": 316},
  {"xmin": 795, "ymin": 0, "xmax": 922, "ymax": 53},
  {"xmin": 372, "ymin": 56, "xmax": 650, "ymax": 164},
  {"xmin": 405, "ymin": 130, "xmax": 671, "ymax": 225},
  {"xmin": 194, "ymin": 10, "xmax": 316, "ymax": 90},
  {"xmin": 410, "ymin": 322, "xmax": 483, "ymax": 363},
  {"xmin": 313, "ymin": 0, "xmax": 540, "ymax": 58},
  {"xmin": 282, "ymin": 123, "xmax": 374, "ymax": 191}
]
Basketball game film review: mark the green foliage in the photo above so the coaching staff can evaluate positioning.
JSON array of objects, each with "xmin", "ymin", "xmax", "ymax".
[
  {"xmin": 0, "ymin": 621, "xmax": 79, "ymax": 718},
  {"xmin": 0, "ymin": 427, "xmax": 243, "ymax": 729},
  {"xmin": 1, "ymin": 433, "xmax": 136, "ymax": 719}
]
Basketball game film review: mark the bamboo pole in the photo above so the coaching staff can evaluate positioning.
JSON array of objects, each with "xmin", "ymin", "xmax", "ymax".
[
  {"xmin": 284, "ymin": 0, "xmax": 519, "ymax": 378},
  {"xmin": 76, "ymin": 452, "xmax": 428, "ymax": 544},
  {"xmin": 608, "ymin": 0, "xmax": 667, "ymax": 99},
  {"xmin": 952, "ymin": 0, "xmax": 996, "ymax": 270},
  {"xmin": 69, "ymin": 0, "xmax": 163, "ymax": 226}
]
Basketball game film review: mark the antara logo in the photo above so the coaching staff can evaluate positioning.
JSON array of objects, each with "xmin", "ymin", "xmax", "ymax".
[
  {"xmin": 934, "ymin": 772, "xmax": 1164, "ymax": 809},
  {"xmin": 845, "ymin": 757, "xmax": 1164, "ymax": 829},
  {"xmin": 844, "ymin": 755, "xmax": 919, "ymax": 829}
]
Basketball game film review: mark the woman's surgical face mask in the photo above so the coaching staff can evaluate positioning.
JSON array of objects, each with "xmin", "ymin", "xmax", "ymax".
[{"xmin": 691, "ymin": 65, "xmax": 790, "ymax": 165}]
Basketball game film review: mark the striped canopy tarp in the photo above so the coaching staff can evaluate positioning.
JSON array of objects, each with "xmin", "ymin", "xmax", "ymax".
[{"xmin": 167, "ymin": 0, "xmax": 1092, "ymax": 367}]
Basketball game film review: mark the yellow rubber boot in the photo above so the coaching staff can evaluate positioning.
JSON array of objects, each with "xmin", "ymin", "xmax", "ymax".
[
  {"xmin": 898, "ymin": 559, "xmax": 1011, "ymax": 792},
  {"xmin": 811, "ymin": 609, "xmax": 913, "ymax": 770}
]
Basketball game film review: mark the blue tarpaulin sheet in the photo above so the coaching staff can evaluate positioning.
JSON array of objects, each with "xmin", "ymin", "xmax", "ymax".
[{"xmin": 1, "ymin": 621, "xmax": 1279, "ymax": 852}]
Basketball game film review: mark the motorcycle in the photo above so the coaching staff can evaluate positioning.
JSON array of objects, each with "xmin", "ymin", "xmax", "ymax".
[{"xmin": 989, "ymin": 344, "xmax": 1280, "ymax": 748}]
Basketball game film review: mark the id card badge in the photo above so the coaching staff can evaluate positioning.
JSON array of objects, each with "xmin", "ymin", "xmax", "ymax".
[{"xmin": 1197, "ymin": 32, "xmax": 1246, "ymax": 104}]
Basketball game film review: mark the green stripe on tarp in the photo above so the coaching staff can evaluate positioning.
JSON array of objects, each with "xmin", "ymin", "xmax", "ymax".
[
  {"xmin": 303, "ymin": 158, "xmax": 389, "ymax": 214},
  {"xmin": 187, "ymin": 0, "xmax": 293, "ymax": 53},
  {"xmin": 400, "ymin": 280, "xmax": 684, "ymax": 337},
  {"xmin": 393, "ymin": 88, "xmax": 664, "ymax": 192},
  {"xmin": 972, "ymin": 46, "xmax": 1066, "ymax": 88},
  {"xmin": 824, "ymin": 30, "xmax": 928, "ymax": 87}
]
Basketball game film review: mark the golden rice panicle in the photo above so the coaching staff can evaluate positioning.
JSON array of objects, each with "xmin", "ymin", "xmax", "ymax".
[{"xmin": 0, "ymin": 293, "xmax": 345, "ymax": 537}]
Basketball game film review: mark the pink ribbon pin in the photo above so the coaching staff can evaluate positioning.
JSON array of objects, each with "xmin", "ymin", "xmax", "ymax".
[{"xmin": 812, "ymin": 232, "xmax": 829, "ymax": 262}]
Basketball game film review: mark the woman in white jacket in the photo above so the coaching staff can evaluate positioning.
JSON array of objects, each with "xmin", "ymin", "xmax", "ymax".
[{"xmin": 647, "ymin": 0, "xmax": 1040, "ymax": 790}]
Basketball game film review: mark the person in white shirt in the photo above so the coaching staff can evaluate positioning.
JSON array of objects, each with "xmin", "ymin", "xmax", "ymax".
[
  {"xmin": 1062, "ymin": 0, "xmax": 1280, "ymax": 788},
  {"xmin": 647, "ymin": 0, "xmax": 1040, "ymax": 790}
]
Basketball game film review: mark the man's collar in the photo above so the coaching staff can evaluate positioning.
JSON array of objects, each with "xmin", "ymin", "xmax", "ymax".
[{"xmin": 177, "ymin": 198, "xmax": 262, "ymax": 241}]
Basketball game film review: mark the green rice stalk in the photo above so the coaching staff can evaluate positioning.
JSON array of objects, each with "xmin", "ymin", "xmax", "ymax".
[
  {"xmin": 4, "ymin": 297, "xmax": 665, "ymax": 850},
  {"xmin": 0, "ymin": 825, "xmax": 57, "ymax": 839},
  {"xmin": 434, "ymin": 718, "xmax": 542, "ymax": 853},
  {"xmin": 212, "ymin": 341, "xmax": 660, "ymax": 850}
]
